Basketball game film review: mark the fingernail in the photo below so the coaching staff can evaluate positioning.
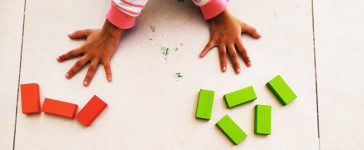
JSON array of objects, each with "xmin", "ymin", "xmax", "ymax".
[
  {"xmin": 247, "ymin": 62, "xmax": 252, "ymax": 67},
  {"xmin": 222, "ymin": 66, "xmax": 227, "ymax": 72},
  {"xmin": 236, "ymin": 68, "xmax": 240, "ymax": 74},
  {"xmin": 83, "ymin": 81, "xmax": 88, "ymax": 86},
  {"xmin": 107, "ymin": 77, "xmax": 112, "ymax": 82},
  {"xmin": 199, "ymin": 53, "xmax": 205, "ymax": 57},
  {"xmin": 257, "ymin": 33, "xmax": 262, "ymax": 38},
  {"xmin": 68, "ymin": 34, "xmax": 72, "ymax": 37},
  {"xmin": 65, "ymin": 73, "xmax": 70, "ymax": 79},
  {"xmin": 56, "ymin": 56, "xmax": 61, "ymax": 62}
]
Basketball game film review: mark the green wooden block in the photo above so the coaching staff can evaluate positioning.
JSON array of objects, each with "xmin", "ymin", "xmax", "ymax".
[
  {"xmin": 254, "ymin": 105, "xmax": 272, "ymax": 135},
  {"xmin": 216, "ymin": 115, "xmax": 247, "ymax": 145},
  {"xmin": 224, "ymin": 86, "xmax": 257, "ymax": 108},
  {"xmin": 266, "ymin": 75, "xmax": 297, "ymax": 106},
  {"xmin": 195, "ymin": 89, "xmax": 215, "ymax": 120}
]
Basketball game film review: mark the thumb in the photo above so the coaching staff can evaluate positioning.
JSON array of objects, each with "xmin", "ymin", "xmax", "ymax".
[
  {"xmin": 68, "ymin": 29, "xmax": 93, "ymax": 39},
  {"xmin": 241, "ymin": 23, "xmax": 261, "ymax": 39}
]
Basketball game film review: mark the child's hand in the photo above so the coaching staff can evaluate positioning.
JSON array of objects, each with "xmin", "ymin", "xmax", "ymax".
[
  {"xmin": 57, "ymin": 20, "xmax": 123, "ymax": 87},
  {"xmin": 199, "ymin": 10, "xmax": 261, "ymax": 74}
]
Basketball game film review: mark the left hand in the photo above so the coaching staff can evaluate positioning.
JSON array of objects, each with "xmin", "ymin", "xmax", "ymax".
[{"xmin": 199, "ymin": 10, "xmax": 261, "ymax": 74}]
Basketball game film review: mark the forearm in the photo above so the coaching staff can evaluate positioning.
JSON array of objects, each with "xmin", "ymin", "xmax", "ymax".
[
  {"xmin": 106, "ymin": 0, "xmax": 148, "ymax": 29},
  {"xmin": 193, "ymin": 0, "xmax": 228, "ymax": 20},
  {"xmin": 101, "ymin": 19, "xmax": 124, "ymax": 40},
  {"xmin": 106, "ymin": 0, "xmax": 228, "ymax": 30},
  {"xmin": 208, "ymin": 9, "xmax": 229, "ymax": 25}
]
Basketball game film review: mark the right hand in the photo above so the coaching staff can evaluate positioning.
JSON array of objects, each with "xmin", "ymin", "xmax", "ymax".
[{"xmin": 57, "ymin": 19, "xmax": 124, "ymax": 87}]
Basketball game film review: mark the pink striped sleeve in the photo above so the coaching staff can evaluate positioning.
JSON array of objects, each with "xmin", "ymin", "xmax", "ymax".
[
  {"xmin": 107, "ymin": 0, "xmax": 227, "ymax": 29},
  {"xmin": 106, "ymin": 0, "xmax": 148, "ymax": 29},
  {"xmin": 193, "ymin": 0, "xmax": 228, "ymax": 20}
]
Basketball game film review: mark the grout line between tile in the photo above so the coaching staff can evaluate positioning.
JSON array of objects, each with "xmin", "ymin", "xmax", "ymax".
[
  {"xmin": 12, "ymin": 0, "xmax": 27, "ymax": 150},
  {"xmin": 311, "ymin": 0, "xmax": 321, "ymax": 149}
]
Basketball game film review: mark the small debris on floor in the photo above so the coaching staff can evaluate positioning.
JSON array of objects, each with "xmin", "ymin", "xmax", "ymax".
[
  {"xmin": 175, "ymin": 72, "xmax": 183, "ymax": 81},
  {"xmin": 161, "ymin": 46, "xmax": 170, "ymax": 61}
]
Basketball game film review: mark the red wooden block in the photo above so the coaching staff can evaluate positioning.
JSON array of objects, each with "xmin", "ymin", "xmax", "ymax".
[
  {"xmin": 42, "ymin": 98, "xmax": 78, "ymax": 119},
  {"xmin": 20, "ymin": 83, "xmax": 41, "ymax": 114},
  {"xmin": 76, "ymin": 95, "xmax": 107, "ymax": 126}
]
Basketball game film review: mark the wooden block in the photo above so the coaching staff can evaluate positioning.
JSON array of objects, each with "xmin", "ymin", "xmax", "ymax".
[
  {"xmin": 20, "ymin": 83, "xmax": 41, "ymax": 114},
  {"xmin": 42, "ymin": 98, "xmax": 78, "ymax": 119},
  {"xmin": 254, "ymin": 105, "xmax": 272, "ymax": 135},
  {"xmin": 195, "ymin": 89, "xmax": 215, "ymax": 120},
  {"xmin": 224, "ymin": 86, "xmax": 257, "ymax": 108},
  {"xmin": 267, "ymin": 75, "xmax": 297, "ymax": 105},
  {"xmin": 216, "ymin": 115, "xmax": 247, "ymax": 145},
  {"xmin": 76, "ymin": 95, "xmax": 107, "ymax": 127}
]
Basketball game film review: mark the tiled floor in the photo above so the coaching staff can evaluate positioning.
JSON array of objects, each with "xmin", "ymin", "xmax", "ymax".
[
  {"xmin": 314, "ymin": 0, "xmax": 364, "ymax": 149},
  {"xmin": 0, "ymin": 0, "xmax": 363, "ymax": 149},
  {"xmin": 0, "ymin": 0, "xmax": 24, "ymax": 150}
]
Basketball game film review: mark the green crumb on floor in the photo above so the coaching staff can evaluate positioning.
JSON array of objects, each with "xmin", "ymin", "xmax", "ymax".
[
  {"xmin": 175, "ymin": 72, "xmax": 183, "ymax": 81},
  {"xmin": 160, "ymin": 45, "xmax": 181, "ymax": 61},
  {"xmin": 175, "ymin": 72, "xmax": 183, "ymax": 78},
  {"xmin": 177, "ymin": 0, "xmax": 184, "ymax": 2},
  {"xmin": 161, "ymin": 47, "xmax": 170, "ymax": 57}
]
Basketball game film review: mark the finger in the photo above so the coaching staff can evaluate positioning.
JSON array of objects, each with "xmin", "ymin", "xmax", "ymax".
[
  {"xmin": 227, "ymin": 44, "xmax": 240, "ymax": 74},
  {"xmin": 68, "ymin": 29, "xmax": 92, "ymax": 39},
  {"xmin": 83, "ymin": 58, "xmax": 100, "ymax": 87},
  {"xmin": 65, "ymin": 56, "xmax": 90, "ymax": 79},
  {"xmin": 241, "ymin": 23, "xmax": 261, "ymax": 39},
  {"xmin": 102, "ymin": 59, "xmax": 112, "ymax": 82},
  {"xmin": 199, "ymin": 41, "xmax": 216, "ymax": 58},
  {"xmin": 218, "ymin": 44, "xmax": 227, "ymax": 72},
  {"xmin": 57, "ymin": 48, "xmax": 84, "ymax": 62},
  {"xmin": 235, "ymin": 41, "xmax": 251, "ymax": 67}
]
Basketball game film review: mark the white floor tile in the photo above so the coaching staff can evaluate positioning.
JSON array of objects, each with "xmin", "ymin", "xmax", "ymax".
[
  {"xmin": 15, "ymin": 0, "xmax": 318, "ymax": 149},
  {"xmin": 315, "ymin": 0, "xmax": 364, "ymax": 149},
  {"xmin": 0, "ymin": 0, "xmax": 24, "ymax": 150}
]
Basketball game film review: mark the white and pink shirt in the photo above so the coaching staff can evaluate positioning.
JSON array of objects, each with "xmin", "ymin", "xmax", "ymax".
[{"xmin": 106, "ymin": 0, "xmax": 229, "ymax": 29}]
